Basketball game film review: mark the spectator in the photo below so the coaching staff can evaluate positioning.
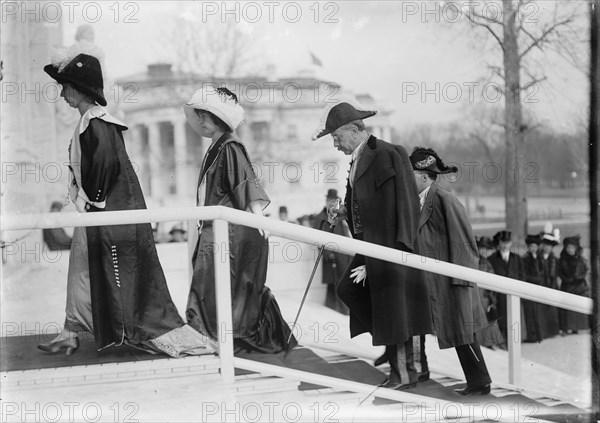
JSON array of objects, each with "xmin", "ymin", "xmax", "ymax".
[
  {"xmin": 538, "ymin": 224, "xmax": 561, "ymax": 337},
  {"xmin": 311, "ymin": 189, "xmax": 351, "ymax": 315},
  {"xmin": 558, "ymin": 235, "xmax": 590, "ymax": 334},
  {"xmin": 169, "ymin": 223, "xmax": 187, "ymax": 243}
]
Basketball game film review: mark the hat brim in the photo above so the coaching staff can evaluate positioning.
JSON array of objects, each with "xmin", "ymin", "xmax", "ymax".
[
  {"xmin": 419, "ymin": 166, "xmax": 455, "ymax": 175},
  {"xmin": 184, "ymin": 103, "xmax": 234, "ymax": 135},
  {"xmin": 315, "ymin": 110, "xmax": 376, "ymax": 139},
  {"xmin": 44, "ymin": 64, "xmax": 107, "ymax": 106}
]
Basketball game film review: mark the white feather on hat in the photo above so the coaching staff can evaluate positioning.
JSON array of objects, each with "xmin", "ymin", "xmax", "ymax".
[
  {"xmin": 184, "ymin": 86, "xmax": 244, "ymax": 134},
  {"xmin": 312, "ymin": 96, "xmax": 375, "ymax": 140},
  {"xmin": 541, "ymin": 221, "xmax": 561, "ymax": 244},
  {"xmin": 50, "ymin": 41, "xmax": 105, "ymax": 74}
]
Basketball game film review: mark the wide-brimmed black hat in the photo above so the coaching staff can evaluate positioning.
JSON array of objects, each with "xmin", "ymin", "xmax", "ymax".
[
  {"xmin": 563, "ymin": 235, "xmax": 581, "ymax": 247},
  {"xmin": 493, "ymin": 230, "xmax": 512, "ymax": 245},
  {"xmin": 314, "ymin": 102, "xmax": 376, "ymax": 139},
  {"xmin": 44, "ymin": 53, "xmax": 106, "ymax": 106},
  {"xmin": 525, "ymin": 234, "xmax": 542, "ymax": 245},
  {"xmin": 410, "ymin": 147, "xmax": 458, "ymax": 174},
  {"xmin": 476, "ymin": 236, "xmax": 494, "ymax": 249}
]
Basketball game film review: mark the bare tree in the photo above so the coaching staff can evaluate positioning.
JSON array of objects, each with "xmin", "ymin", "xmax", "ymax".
[
  {"xmin": 159, "ymin": 6, "xmax": 261, "ymax": 78},
  {"xmin": 461, "ymin": 0, "xmax": 586, "ymax": 240}
]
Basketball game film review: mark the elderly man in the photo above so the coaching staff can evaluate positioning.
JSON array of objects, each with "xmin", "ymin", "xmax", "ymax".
[
  {"xmin": 315, "ymin": 101, "xmax": 432, "ymax": 390},
  {"xmin": 411, "ymin": 146, "xmax": 492, "ymax": 396}
]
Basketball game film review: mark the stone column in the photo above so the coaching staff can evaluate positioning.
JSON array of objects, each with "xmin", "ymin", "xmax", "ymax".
[
  {"xmin": 173, "ymin": 118, "xmax": 188, "ymax": 197},
  {"xmin": 382, "ymin": 126, "xmax": 392, "ymax": 141},
  {"xmin": 147, "ymin": 121, "xmax": 162, "ymax": 202}
]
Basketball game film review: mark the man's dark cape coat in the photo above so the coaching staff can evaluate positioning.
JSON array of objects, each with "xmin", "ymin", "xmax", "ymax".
[{"xmin": 339, "ymin": 136, "xmax": 432, "ymax": 346}]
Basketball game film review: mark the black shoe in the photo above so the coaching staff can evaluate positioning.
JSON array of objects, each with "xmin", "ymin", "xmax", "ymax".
[
  {"xmin": 455, "ymin": 384, "xmax": 491, "ymax": 396},
  {"xmin": 417, "ymin": 371, "xmax": 430, "ymax": 382},
  {"xmin": 37, "ymin": 337, "xmax": 79, "ymax": 355},
  {"xmin": 379, "ymin": 379, "xmax": 417, "ymax": 390},
  {"xmin": 374, "ymin": 353, "xmax": 388, "ymax": 367}
]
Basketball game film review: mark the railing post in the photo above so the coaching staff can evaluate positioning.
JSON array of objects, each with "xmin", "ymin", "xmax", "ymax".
[
  {"xmin": 507, "ymin": 294, "xmax": 522, "ymax": 385},
  {"xmin": 213, "ymin": 218, "xmax": 235, "ymax": 384},
  {"xmin": 187, "ymin": 220, "xmax": 197, "ymax": 285}
]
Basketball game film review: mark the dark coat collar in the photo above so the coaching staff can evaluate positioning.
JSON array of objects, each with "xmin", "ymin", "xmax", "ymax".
[
  {"xmin": 354, "ymin": 135, "xmax": 378, "ymax": 183},
  {"xmin": 418, "ymin": 181, "xmax": 438, "ymax": 230}
]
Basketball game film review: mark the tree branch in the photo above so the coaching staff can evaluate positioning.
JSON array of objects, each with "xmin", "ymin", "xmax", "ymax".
[
  {"xmin": 466, "ymin": 17, "xmax": 505, "ymax": 51},
  {"xmin": 519, "ymin": 16, "xmax": 575, "ymax": 59}
]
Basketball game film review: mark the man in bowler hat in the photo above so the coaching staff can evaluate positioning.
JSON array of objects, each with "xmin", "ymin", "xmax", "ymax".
[
  {"xmin": 312, "ymin": 189, "xmax": 351, "ymax": 315},
  {"xmin": 315, "ymin": 101, "xmax": 432, "ymax": 390},
  {"xmin": 411, "ymin": 146, "xmax": 492, "ymax": 396}
]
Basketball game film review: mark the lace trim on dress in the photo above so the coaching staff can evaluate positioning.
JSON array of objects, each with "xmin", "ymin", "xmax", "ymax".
[{"xmin": 149, "ymin": 324, "xmax": 216, "ymax": 358}]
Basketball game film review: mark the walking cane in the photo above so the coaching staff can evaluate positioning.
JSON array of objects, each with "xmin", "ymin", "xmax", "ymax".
[{"xmin": 286, "ymin": 201, "xmax": 340, "ymax": 347}]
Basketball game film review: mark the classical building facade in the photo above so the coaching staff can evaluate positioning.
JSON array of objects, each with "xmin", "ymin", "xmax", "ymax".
[{"xmin": 114, "ymin": 64, "xmax": 394, "ymax": 220}]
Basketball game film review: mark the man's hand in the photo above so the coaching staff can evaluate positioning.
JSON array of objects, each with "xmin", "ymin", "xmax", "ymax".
[
  {"xmin": 327, "ymin": 199, "xmax": 347, "ymax": 226},
  {"xmin": 350, "ymin": 265, "xmax": 366, "ymax": 286},
  {"xmin": 74, "ymin": 196, "xmax": 87, "ymax": 213}
]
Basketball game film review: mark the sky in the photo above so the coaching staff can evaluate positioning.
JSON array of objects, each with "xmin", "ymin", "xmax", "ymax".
[{"xmin": 61, "ymin": 0, "xmax": 590, "ymax": 135}]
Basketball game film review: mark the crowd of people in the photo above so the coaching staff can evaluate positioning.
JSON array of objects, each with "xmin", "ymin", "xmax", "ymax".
[
  {"xmin": 477, "ymin": 227, "xmax": 590, "ymax": 346},
  {"xmin": 36, "ymin": 47, "xmax": 590, "ymax": 397}
]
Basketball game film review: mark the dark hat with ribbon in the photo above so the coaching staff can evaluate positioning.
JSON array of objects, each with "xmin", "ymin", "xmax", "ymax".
[
  {"xmin": 409, "ymin": 147, "xmax": 458, "ymax": 174},
  {"xmin": 563, "ymin": 235, "xmax": 580, "ymax": 247},
  {"xmin": 279, "ymin": 206, "xmax": 288, "ymax": 214},
  {"xmin": 525, "ymin": 234, "xmax": 542, "ymax": 245},
  {"xmin": 44, "ymin": 53, "xmax": 106, "ymax": 106},
  {"xmin": 314, "ymin": 102, "xmax": 376, "ymax": 139},
  {"xmin": 326, "ymin": 189, "xmax": 339, "ymax": 199},
  {"xmin": 493, "ymin": 230, "xmax": 512, "ymax": 245},
  {"xmin": 476, "ymin": 236, "xmax": 494, "ymax": 249}
]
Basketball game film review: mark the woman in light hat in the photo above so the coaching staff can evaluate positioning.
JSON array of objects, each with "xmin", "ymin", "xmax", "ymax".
[
  {"xmin": 557, "ymin": 235, "xmax": 590, "ymax": 334},
  {"xmin": 538, "ymin": 223, "xmax": 561, "ymax": 337},
  {"xmin": 184, "ymin": 87, "xmax": 296, "ymax": 353},
  {"xmin": 39, "ymin": 47, "xmax": 212, "ymax": 358}
]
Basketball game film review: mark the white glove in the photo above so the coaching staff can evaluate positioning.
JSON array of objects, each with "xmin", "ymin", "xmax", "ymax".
[
  {"xmin": 350, "ymin": 265, "xmax": 366, "ymax": 286},
  {"xmin": 74, "ymin": 196, "xmax": 88, "ymax": 213}
]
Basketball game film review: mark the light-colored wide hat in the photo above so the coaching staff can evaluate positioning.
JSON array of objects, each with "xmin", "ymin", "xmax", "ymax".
[{"xmin": 184, "ymin": 86, "xmax": 244, "ymax": 134}]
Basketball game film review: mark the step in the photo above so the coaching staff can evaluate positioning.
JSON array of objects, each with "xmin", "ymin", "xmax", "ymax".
[
  {"xmin": 233, "ymin": 374, "xmax": 300, "ymax": 396},
  {"xmin": 1, "ymin": 354, "xmax": 221, "ymax": 389}
]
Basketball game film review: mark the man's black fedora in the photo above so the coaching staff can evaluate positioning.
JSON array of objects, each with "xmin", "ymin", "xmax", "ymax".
[
  {"xmin": 314, "ymin": 102, "xmax": 376, "ymax": 139},
  {"xmin": 44, "ymin": 53, "xmax": 107, "ymax": 106}
]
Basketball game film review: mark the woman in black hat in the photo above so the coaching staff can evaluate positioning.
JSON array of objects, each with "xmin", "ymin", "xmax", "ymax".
[
  {"xmin": 39, "ymin": 50, "xmax": 211, "ymax": 357},
  {"xmin": 522, "ymin": 234, "xmax": 545, "ymax": 342},
  {"xmin": 184, "ymin": 86, "xmax": 296, "ymax": 353},
  {"xmin": 487, "ymin": 230, "xmax": 526, "ymax": 346},
  {"xmin": 557, "ymin": 236, "xmax": 590, "ymax": 334}
]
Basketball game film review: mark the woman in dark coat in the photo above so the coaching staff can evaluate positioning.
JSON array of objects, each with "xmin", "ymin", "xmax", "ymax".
[
  {"xmin": 476, "ymin": 236, "xmax": 504, "ymax": 349},
  {"xmin": 39, "ymin": 51, "xmax": 210, "ymax": 357},
  {"xmin": 538, "ymin": 230, "xmax": 561, "ymax": 337},
  {"xmin": 184, "ymin": 87, "xmax": 295, "ymax": 353},
  {"xmin": 557, "ymin": 236, "xmax": 590, "ymax": 334},
  {"xmin": 522, "ymin": 234, "xmax": 545, "ymax": 342},
  {"xmin": 487, "ymin": 231, "xmax": 527, "ymax": 345}
]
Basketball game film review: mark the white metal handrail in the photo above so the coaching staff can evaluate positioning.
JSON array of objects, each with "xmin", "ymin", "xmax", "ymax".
[
  {"xmin": 2, "ymin": 206, "xmax": 592, "ymax": 315},
  {"xmin": 2, "ymin": 206, "xmax": 593, "ymax": 387}
]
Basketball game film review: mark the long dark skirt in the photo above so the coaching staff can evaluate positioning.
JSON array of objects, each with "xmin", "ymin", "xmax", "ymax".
[
  {"xmin": 559, "ymin": 281, "xmax": 590, "ymax": 332},
  {"xmin": 186, "ymin": 223, "xmax": 296, "ymax": 353}
]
